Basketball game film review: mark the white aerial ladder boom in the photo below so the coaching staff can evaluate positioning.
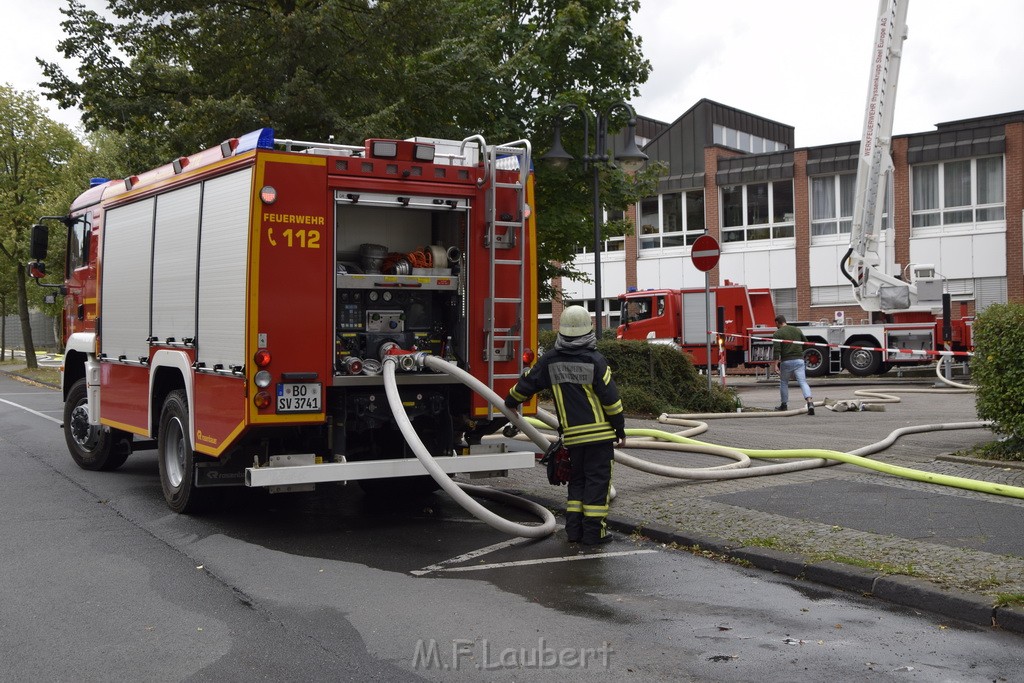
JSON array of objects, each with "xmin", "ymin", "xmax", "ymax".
[{"xmin": 842, "ymin": 0, "xmax": 943, "ymax": 313}]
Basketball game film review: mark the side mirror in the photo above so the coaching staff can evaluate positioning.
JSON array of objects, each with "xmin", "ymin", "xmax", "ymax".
[{"xmin": 30, "ymin": 224, "xmax": 49, "ymax": 260}]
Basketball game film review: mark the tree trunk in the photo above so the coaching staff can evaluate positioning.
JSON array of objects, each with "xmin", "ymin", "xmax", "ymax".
[
  {"xmin": 1, "ymin": 294, "xmax": 6, "ymax": 362},
  {"xmin": 16, "ymin": 264, "xmax": 38, "ymax": 369}
]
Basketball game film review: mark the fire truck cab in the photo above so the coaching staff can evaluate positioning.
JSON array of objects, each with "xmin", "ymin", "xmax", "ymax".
[{"xmin": 29, "ymin": 129, "xmax": 538, "ymax": 512}]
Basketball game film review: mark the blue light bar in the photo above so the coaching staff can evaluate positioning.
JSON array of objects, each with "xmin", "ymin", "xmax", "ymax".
[{"xmin": 234, "ymin": 128, "xmax": 276, "ymax": 155}]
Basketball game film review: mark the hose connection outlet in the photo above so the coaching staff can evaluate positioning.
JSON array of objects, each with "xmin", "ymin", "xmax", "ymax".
[
  {"xmin": 342, "ymin": 356, "xmax": 363, "ymax": 375},
  {"xmin": 379, "ymin": 342, "xmax": 417, "ymax": 371}
]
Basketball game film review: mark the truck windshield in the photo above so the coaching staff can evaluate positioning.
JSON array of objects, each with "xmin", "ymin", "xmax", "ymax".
[{"xmin": 622, "ymin": 297, "xmax": 656, "ymax": 323}]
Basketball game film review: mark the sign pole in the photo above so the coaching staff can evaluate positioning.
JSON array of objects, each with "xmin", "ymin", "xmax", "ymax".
[
  {"xmin": 690, "ymin": 234, "xmax": 721, "ymax": 395},
  {"xmin": 705, "ymin": 270, "xmax": 712, "ymax": 393}
]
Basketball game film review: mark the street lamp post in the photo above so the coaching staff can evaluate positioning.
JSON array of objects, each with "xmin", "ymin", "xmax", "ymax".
[{"xmin": 542, "ymin": 102, "xmax": 648, "ymax": 337}]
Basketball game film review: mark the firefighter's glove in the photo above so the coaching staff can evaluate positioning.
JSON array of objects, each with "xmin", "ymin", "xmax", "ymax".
[{"xmin": 504, "ymin": 395, "xmax": 519, "ymax": 411}]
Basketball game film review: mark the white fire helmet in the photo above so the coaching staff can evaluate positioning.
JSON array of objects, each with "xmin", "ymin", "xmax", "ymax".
[{"xmin": 559, "ymin": 305, "xmax": 593, "ymax": 337}]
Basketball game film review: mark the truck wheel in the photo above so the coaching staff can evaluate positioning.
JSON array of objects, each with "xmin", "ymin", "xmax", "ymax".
[
  {"xmin": 843, "ymin": 348, "xmax": 881, "ymax": 377},
  {"xmin": 63, "ymin": 378, "xmax": 131, "ymax": 471},
  {"xmin": 157, "ymin": 390, "xmax": 210, "ymax": 513},
  {"xmin": 803, "ymin": 347, "xmax": 829, "ymax": 377}
]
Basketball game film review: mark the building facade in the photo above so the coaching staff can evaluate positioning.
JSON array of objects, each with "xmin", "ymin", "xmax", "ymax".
[{"xmin": 551, "ymin": 99, "xmax": 1024, "ymax": 332}]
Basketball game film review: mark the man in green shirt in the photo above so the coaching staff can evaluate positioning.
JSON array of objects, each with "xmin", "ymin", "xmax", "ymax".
[{"xmin": 771, "ymin": 314, "xmax": 815, "ymax": 415}]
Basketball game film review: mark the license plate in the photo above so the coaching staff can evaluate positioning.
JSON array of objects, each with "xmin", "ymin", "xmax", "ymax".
[{"xmin": 276, "ymin": 383, "xmax": 322, "ymax": 413}]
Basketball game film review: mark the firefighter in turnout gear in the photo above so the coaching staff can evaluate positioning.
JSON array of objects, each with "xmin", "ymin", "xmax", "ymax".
[{"xmin": 505, "ymin": 306, "xmax": 626, "ymax": 545}]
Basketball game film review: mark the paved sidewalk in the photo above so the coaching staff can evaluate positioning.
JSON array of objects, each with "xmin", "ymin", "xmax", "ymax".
[{"xmin": 502, "ymin": 375, "xmax": 1024, "ymax": 636}]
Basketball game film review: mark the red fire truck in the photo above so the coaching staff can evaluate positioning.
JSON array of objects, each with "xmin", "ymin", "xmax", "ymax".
[
  {"xmin": 28, "ymin": 129, "xmax": 538, "ymax": 512},
  {"xmin": 616, "ymin": 282, "xmax": 972, "ymax": 377}
]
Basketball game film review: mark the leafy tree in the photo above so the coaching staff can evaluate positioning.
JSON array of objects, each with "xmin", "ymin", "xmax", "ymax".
[
  {"xmin": 39, "ymin": 0, "xmax": 656, "ymax": 296},
  {"xmin": 0, "ymin": 85, "xmax": 84, "ymax": 368}
]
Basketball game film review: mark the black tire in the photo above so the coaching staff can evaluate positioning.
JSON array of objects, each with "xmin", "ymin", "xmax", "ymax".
[
  {"xmin": 843, "ymin": 348, "xmax": 881, "ymax": 377},
  {"xmin": 803, "ymin": 346, "xmax": 829, "ymax": 378},
  {"xmin": 63, "ymin": 378, "xmax": 131, "ymax": 471},
  {"xmin": 157, "ymin": 390, "xmax": 211, "ymax": 513}
]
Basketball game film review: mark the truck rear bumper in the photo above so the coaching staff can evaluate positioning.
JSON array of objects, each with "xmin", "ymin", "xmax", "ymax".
[{"xmin": 244, "ymin": 450, "xmax": 536, "ymax": 488}]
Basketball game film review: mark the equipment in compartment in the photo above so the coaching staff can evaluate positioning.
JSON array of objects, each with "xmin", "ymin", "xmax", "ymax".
[{"xmin": 335, "ymin": 284, "xmax": 457, "ymax": 373}]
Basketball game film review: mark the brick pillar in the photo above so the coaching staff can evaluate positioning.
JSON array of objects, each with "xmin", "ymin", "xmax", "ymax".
[
  {"xmin": 550, "ymin": 276, "xmax": 565, "ymax": 330},
  {"xmin": 704, "ymin": 147, "xmax": 724, "ymax": 286},
  {"xmin": 1005, "ymin": 122, "xmax": 1024, "ymax": 303},
  {"xmin": 793, "ymin": 149, "xmax": 810, "ymax": 319},
  {"xmin": 891, "ymin": 137, "xmax": 911, "ymax": 275},
  {"xmin": 625, "ymin": 202, "xmax": 638, "ymax": 291}
]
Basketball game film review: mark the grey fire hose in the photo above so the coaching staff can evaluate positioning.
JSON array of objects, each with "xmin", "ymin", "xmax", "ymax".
[{"xmin": 382, "ymin": 354, "xmax": 556, "ymax": 538}]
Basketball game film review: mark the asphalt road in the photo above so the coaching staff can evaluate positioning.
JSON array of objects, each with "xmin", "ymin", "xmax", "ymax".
[{"xmin": 1, "ymin": 372, "xmax": 1022, "ymax": 682}]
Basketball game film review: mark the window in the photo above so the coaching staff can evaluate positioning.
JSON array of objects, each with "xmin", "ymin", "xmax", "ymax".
[
  {"xmin": 713, "ymin": 124, "xmax": 788, "ymax": 153},
  {"xmin": 638, "ymin": 190, "xmax": 705, "ymax": 250},
  {"xmin": 573, "ymin": 208, "xmax": 626, "ymax": 254},
  {"xmin": 67, "ymin": 214, "xmax": 91, "ymax": 273},
  {"xmin": 538, "ymin": 301, "xmax": 553, "ymax": 331},
  {"xmin": 720, "ymin": 181, "xmax": 794, "ymax": 243},
  {"xmin": 811, "ymin": 285, "xmax": 857, "ymax": 306},
  {"xmin": 811, "ymin": 174, "xmax": 856, "ymax": 238},
  {"xmin": 911, "ymin": 156, "xmax": 1004, "ymax": 231},
  {"xmin": 771, "ymin": 288, "xmax": 797, "ymax": 322},
  {"xmin": 943, "ymin": 277, "xmax": 1007, "ymax": 312},
  {"xmin": 603, "ymin": 207, "xmax": 625, "ymax": 252},
  {"xmin": 621, "ymin": 295, "xmax": 663, "ymax": 324},
  {"xmin": 976, "ymin": 157, "xmax": 1005, "ymax": 222},
  {"xmin": 580, "ymin": 298, "xmax": 618, "ymax": 328}
]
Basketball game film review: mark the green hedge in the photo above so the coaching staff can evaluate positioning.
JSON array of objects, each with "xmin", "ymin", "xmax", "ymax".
[
  {"xmin": 972, "ymin": 303, "xmax": 1024, "ymax": 439},
  {"xmin": 530, "ymin": 337, "xmax": 737, "ymax": 417}
]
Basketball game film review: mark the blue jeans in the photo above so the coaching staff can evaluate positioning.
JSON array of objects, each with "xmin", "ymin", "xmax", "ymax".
[{"xmin": 779, "ymin": 358, "xmax": 812, "ymax": 404}]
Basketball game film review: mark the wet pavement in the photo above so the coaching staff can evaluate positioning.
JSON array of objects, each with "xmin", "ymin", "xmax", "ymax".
[{"xmin": 498, "ymin": 373, "xmax": 1024, "ymax": 635}]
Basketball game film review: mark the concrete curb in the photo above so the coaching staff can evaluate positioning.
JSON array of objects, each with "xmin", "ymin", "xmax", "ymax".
[
  {"xmin": 512, "ymin": 487, "xmax": 1021, "ymax": 637},
  {"xmin": 803, "ymin": 560, "xmax": 878, "ymax": 595},
  {"xmin": 936, "ymin": 454, "xmax": 1024, "ymax": 470},
  {"xmin": 994, "ymin": 604, "xmax": 1024, "ymax": 633},
  {"xmin": 5, "ymin": 372, "xmax": 61, "ymax": 389},
  {"xmin": 0, "ymin": 367, "xmax": 61, "ymax": 389},
  {"xmin": 872, "ymin": 575, "xmax": 996, "ymax": 628}
]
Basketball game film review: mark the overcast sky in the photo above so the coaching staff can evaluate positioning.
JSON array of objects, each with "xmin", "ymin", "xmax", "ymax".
[{"xmin": 5, "ymin": 1, "xmax": 1024, "ymax": 148}]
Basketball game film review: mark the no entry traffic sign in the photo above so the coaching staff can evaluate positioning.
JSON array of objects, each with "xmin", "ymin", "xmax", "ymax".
[{"xmin": 691, "ymin": 235, "xmax": 720, "ymax": 272}]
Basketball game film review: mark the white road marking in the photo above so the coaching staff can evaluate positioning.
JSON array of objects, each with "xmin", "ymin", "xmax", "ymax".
[
  {"xmin": 429, "ymin": 549, "xmax": 658, "ymax": 573},
  {"xmin": 411, "ymin": 537, "xmax": 534, "ymax": 575},
  {"xmin": 0, "ymin": 398, "xmax": 62, "ymax": 425}
]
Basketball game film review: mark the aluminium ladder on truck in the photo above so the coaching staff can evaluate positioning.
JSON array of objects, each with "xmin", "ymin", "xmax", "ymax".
[{"xmin": 473, "ymin": 137, "xmax": 531, "ymax": 420}]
